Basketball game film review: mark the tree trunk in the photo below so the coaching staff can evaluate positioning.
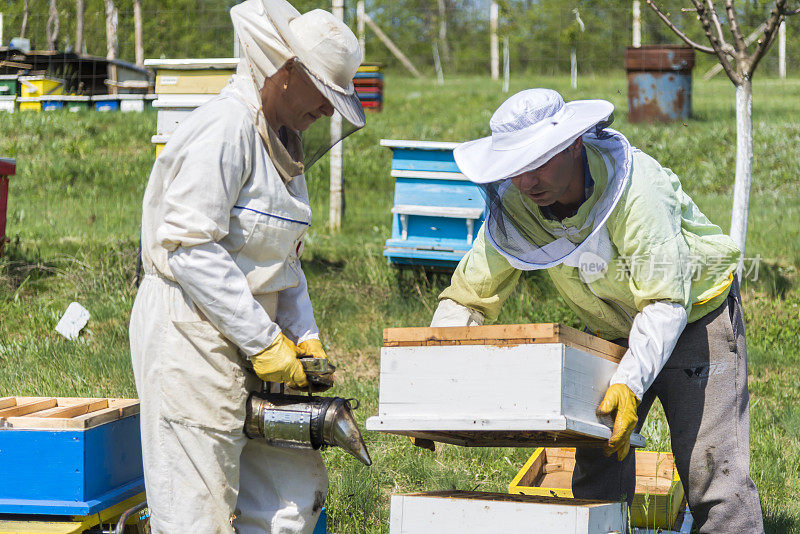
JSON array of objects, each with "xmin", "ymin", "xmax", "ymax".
[
  {"xmin": 438, "ymin": 0, "xmax": 450, "ymax": 64},
  {"xmin": 134, "ymin": 0, "xmax": 143, "ymax": 66},
  {"xmin": 329, "ymin": 0, "xmax": 344, "ymax": 231},
  {"xmin": 105, "ymin": 0, "xmax": 119, "ymax": 95},
  {"xmin": 20, "ymin": 0, "xmax": 29, "ymax": 40},
  {"xmin": 356, "ymin": 0, "xmax": 365, "ymax": 55},
  {"xmin": 75, "ymin": 0, "xmax": 84, "ymax": 54},
  {"xmin": 729, "ymin": 77, "xmax": 753, "ymax": 278},
  {"xmin": 490, "ymin": 1, "xmax": 499, "ymax": 80},
  {"xmin": 47, "ymin": 0, "xmax": 60, "ymax": 51}
]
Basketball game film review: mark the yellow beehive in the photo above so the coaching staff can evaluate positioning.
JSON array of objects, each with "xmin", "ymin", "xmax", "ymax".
[
  {"xmin": 155, "ymin": 69, "xmax": 235, "ymax": 94},
  {"xmin": 17, "ymin": 97, "xmax": 41, "ymax": 112},
  {"xmin": 509, "ymin": 447, "xmax": 684, "ymax": 530},
  {"xmin": 18, "ymin": 76, "xmax": 64, "ymax": 98}
]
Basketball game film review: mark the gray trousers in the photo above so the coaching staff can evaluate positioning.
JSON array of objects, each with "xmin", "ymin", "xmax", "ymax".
[{"xmin": 572, "ymin": 281, "xmax": 764, "ymax": 533}]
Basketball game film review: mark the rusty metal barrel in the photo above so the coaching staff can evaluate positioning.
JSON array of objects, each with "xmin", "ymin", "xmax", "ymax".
[{"xmin": 625, "ymin": 45, "xmax": 695, "ymax": 123}]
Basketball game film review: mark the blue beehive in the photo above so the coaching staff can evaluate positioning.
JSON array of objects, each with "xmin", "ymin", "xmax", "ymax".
[
  {"xmin": 381, "ymin": 140, "xmax": 485, "ymax": 268},
  {"xmin": 0, "ymin": 397, "xmax": 144, "ymax": 516}
]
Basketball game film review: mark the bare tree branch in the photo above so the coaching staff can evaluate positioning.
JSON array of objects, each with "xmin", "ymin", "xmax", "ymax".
[
  {"xmin": 781, "ymin": 6, "xmax": 800, "ymax": 15},
  {"xmin": 724, "ymin": 0, "xmax": 746, "ymax": 51},
  {"xmin": 645, "ymin": 0, "xmax": 717, "ymax": 53},
  {"xmin": 699, "ymin": 0, "xmax": 736, "ymax": 56},
  {"xmin": 689, "ymin": 0, "xmax": 741, "ymax": 81},
  {"xmin": 707, "ymin": 1, "xmax": 729, "ymax": 47},
  {"xmin": 749, "ymin": 0, "xmax": 787, "ymax": 76}
]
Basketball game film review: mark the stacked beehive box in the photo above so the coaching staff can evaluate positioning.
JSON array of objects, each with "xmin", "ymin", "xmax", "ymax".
[
  {"xmin": 0, "ymin": 396, "xmax": 143, "ymax": 516},
  {"xmin": 510, "ymin": 448, "xmax": 686, "ymax": 531},
  {"xmin": 368, "ymin": 324, "xmax": 642, "ymax": 533},
  {"xmin": 144, "ymin": 58, "xmax": 239, "ymax": 156},
  {"xmin": 354, "ymin": 62, "xmax": 383, "ymax": 112},
  {"xmin": 380, "ymin": 139, "xmax": 485, "ymax": 269}
]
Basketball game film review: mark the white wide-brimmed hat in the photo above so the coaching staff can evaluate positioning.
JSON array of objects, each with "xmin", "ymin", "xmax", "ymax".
[
  {"xmin": 231, "ymin": 0, "xmax": 365, "ymax": 128},
  {"xmin": 454, "ymin": 89, "xmax": 614, "ymax": 184}
]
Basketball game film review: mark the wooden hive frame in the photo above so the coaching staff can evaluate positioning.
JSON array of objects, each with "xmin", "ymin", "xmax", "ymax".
[
  {"xmin": 0, "ymin": 396, "xmax": 139, "ymax": 430},
  {"xmin": 383, "ymin": 323, "xmax": 626, "ymax": 362}
]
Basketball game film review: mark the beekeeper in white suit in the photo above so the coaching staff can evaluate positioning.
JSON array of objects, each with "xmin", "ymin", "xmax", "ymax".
[{"xmin": 129, "ymin": 0, "xmax": 365, "ymax": 532}]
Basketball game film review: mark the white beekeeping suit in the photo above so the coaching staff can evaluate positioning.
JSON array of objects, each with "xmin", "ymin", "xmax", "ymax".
[{"xmin": 129, "ymin": 1, "xmax": 364, "ymax": 532}]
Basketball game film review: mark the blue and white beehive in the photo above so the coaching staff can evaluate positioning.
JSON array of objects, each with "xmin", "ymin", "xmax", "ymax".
[
  {"xmin": 381, "ymin": 140, "xmax": 484, "ymax": 269},
  {"xmin": 0, "ymin": 396, "xmax": 144, "ymax": 516}
]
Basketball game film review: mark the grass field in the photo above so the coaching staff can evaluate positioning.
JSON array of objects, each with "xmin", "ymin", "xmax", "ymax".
[{"xmin": 1, "ymin": 73, "xmax": 799, "ymax": 533}]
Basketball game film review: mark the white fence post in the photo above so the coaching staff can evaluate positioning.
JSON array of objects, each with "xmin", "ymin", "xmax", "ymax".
[
  {"xmin": 490, "ymin": 1, "xmax": 499, "ymax": 80},
  {"xmin": 330, "ymin": 0, "xmax": 345, "ymax": 231}
]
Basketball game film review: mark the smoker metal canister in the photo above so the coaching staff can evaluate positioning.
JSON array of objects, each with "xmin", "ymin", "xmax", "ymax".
[{"xmin": 245, "ymin": 392, "xmax": 372, "ymax": 466}]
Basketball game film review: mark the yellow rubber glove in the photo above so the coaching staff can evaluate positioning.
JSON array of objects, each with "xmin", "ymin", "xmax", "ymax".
[
  {"xmin": 297, "ymin": 338, "xmax": 328, "ymax": 359},
  {"xmin": 596, "ymin": 383, "xmax": 640, "ymax": 461},
  {"xmin": 251, "ymin": 333, "xmax": 308, "ymax": 389}
]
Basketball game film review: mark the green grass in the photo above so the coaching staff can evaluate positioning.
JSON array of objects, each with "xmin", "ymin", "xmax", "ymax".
[{"xmin": 1, "ymin": 73, "xmax": 799, "ymax": 533}]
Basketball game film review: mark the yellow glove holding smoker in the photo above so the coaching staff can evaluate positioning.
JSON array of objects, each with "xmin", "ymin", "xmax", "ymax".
[
  {"xmin": 296, "ymin": 338, "xmax": 328, "ymax": 360},
  {"xmin": 596, "ymin": 383, "xmax": 640, "ymax": 461},
  {"xmin": 251, "ymin": 333, "xmax": 308, "ymax": 389}
]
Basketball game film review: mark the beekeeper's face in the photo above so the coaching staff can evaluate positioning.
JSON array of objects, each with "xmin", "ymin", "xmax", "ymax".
[{"xmin": 272, "ymin": 59, "xmax": 335, "ymax": 132}]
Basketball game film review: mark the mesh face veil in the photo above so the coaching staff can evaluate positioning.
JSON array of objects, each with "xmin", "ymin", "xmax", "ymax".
[{"xmin": 478, "ymin": 118, "xmax": 635, "ymax": 271}]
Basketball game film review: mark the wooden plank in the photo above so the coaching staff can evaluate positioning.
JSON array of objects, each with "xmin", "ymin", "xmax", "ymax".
[
  {"xmin": 41, "ymin": 399, "xmax": 109, "ymax": 419},
  {"xmin": 0, "ymin": 398, "xmax": 17, "ymax": 410},
  {"xmin": 383, "ymin": 323, "xmax": 626, "ymax": 362},
  {"xmin": 383, "ymin": 323, "xmax": 558, "ymax": 345},
  {"xmin": 3, "ymin": 398, "xmax": 139, "ymax": 429},
  {"xmin": 0, "ymin": 398, "xmax": 56, "ymax": 418}
]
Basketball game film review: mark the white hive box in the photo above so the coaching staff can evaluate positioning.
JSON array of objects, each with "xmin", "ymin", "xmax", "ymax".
[
  {"xmin": 389, "ymin": 491, "xmax": 627, "ymax": 534},
  {"xmin": 153, "ymin": 94, "xmax": 215, "ymax": 136},
  {"xmin": 366, "ymin": 323, "xmax": 646, "ymax": 448}
]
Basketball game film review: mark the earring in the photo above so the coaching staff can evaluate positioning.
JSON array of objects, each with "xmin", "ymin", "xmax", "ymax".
[{"xmin": 282, "ymin": 82, "xmax": 289, "ymax": 91}]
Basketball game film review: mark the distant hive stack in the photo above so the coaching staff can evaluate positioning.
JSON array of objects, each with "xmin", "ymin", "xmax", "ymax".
[
  {"xmin": 380, "ymin": 139, "xmax": 485, "ymax": 269},
  {"xmin": 17, "ymin": 75, "xmax": 64, "ymax": 112},
  {"xmin": 145, "ymin": 58, "xmax": 239, "ymax": 156},
  {"xmin": 354, "ymin": 62, "xmax": 383, "ymax": 112},
  {"xmin": 0, "ymin": 75, "xmax": 18, "ymax": 113}
]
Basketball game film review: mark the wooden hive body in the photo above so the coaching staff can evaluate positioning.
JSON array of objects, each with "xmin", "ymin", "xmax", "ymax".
[
  {"xmin": 0, "ymin": 397, "xmax": 143, "ymax": 516},
  {"xmin": 366, "ymin": 323, "xmax": 645, "ymax": 448},
  {"xmin": 389, "ymin": 491, "xmax": 627, "ymax": 534}
]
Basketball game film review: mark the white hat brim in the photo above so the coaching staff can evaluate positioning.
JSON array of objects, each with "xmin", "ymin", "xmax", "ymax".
[
  {"xmin": 304, "ymin": 69, "xmax": 366, "ymax": 128},
  {"xmin": 454, "ymin": 100, "xmax": 614, "ymax": 184}
]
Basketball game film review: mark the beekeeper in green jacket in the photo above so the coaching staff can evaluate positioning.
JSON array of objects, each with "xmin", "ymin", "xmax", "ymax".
[{"xmin": 430, "ymin": 89, "xmax": 763, "ymax": 533}]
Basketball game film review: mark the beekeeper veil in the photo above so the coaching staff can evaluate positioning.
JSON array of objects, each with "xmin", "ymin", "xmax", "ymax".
[{"xmin": 230, "ymin": 0, "xmax": 365, "ymax": 171}]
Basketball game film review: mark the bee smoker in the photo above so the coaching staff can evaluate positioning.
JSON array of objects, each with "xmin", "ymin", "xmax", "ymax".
[{"xmin": 244, "ymin": 358, "xmax": 372, "ymax": 466}]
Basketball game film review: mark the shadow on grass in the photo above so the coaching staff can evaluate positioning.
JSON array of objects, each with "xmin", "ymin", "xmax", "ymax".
[
  {"xmin": 392, "ymin": 265, "xmax": 452, "ymax": 293},
  {"xmin": 0, "ymin": 239, "xmax": 58, "ymax": 293},
  {"xmin": 742, "ymin": 259, "xmax": 794, "ymax": 299},
  {"xmin": 302, "ymin": 255, "xmax": 347, "ymax": 275},
  {"xmin": 763, "ymin": 508, "xmax": 799, "ymax": 534}
]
